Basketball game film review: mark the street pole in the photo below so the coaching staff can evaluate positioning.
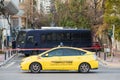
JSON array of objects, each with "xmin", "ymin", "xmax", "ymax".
[
  {"xmin": 1, "ymin": 28, "xmax": 4, "ymax": 51},
  {"xmin": 112, "ymin": 25, "xmax": 115, "ymax": 43},
  {"xmin": 111, "ymin": 24, "xmax": 115, "ymax": 61}
]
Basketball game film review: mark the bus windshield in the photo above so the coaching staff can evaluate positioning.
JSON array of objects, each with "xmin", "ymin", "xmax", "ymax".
[{"xmin": 16, "ymin": 31, "xmax": 26, "ymax": 44}]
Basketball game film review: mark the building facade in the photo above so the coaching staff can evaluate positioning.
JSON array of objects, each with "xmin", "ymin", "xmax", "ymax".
[
  {"xmin": 37, "ymin": 0, "xmax": 51, "ymax": 14},
  {"xmin": 0, "ymin": 0, "xmax": 19, "ymax": 49}
]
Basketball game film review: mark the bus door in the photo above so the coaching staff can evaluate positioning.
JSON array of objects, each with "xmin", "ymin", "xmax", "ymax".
[
  {"xmin": 26, "ymin": 34, "xmax": 41, "ymax": 54},
  {"xmin": 26, "ymin": 35, "xmax": 36, "ymax": 48}
]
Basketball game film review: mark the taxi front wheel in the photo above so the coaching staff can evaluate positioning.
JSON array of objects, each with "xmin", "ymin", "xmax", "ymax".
[
  {"xmin": 30, "ymin": 62, "xmax": 41, "ymax": 73},
  {"xmin": 78, "ymin": 63, "xmax": 90, "ymax": 73}
]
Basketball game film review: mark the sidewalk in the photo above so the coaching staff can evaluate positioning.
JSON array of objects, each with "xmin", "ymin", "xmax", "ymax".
[
  {"xmin": 0, "ymin": 54, "xmax": 5, "ymax": 66},
  {"xmin": 97, "ymin": 51, "xmax": 120, "ymax": 68},
  {"xmin": 0, "ymin": 52, "xmax": 17, "ymax": 67},
  {"xmin": 0, "ymin": 54, "xmax": 4, "ymax": 61}
]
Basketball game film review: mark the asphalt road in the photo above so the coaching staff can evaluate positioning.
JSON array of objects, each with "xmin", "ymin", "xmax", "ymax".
[{"xmin": 0, "ymin": 54, "xmax": 120, "ymax": 80}]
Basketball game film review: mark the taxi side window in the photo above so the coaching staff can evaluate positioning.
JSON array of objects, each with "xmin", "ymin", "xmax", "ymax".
[
  {"xmin": 63, "ymin": 49, "xmax": 85, "ymax": 56},
  {"xmin": 47, "ymin": 49, "xmax": 63, "ymax": 57}
]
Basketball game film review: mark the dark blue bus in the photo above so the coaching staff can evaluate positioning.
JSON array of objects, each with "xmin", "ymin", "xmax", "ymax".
[{"xmin": 16, "ymin": 29, "xmax": 93, "ymax": 56}]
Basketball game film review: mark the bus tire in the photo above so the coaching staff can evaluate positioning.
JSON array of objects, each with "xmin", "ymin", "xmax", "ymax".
[
  {"xmin": 32, "ymin": 51, "xmax": 38, "ymax": 55},
  {"xmin": 25, "ymin": 54, "xmax": 30, "ymax": 57}
]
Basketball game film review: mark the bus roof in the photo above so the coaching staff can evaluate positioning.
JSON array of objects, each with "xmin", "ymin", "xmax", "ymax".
[{"xmin": 20, "ymin": 29, "xmax": 91, "ymax": 32}]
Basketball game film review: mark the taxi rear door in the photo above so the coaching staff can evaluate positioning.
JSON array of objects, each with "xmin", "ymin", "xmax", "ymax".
[{"xmin": 60, "ymin": 48, "xmax": 84, "ymax": 70}]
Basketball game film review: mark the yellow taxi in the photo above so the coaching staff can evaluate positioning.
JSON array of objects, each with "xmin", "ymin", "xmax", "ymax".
[{"xmin": 20, "ymin": 46, "xmax": 99, "ymax": 73}]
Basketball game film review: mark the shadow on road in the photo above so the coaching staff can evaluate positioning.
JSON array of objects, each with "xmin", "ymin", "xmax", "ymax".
[{"xmin": 21, "ymin": 70, "xmax": 99, "ymax": 74}]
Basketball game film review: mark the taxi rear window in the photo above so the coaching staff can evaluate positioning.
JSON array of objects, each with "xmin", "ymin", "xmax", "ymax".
[{"xmin": 63, "ymin": 48, "xmax": 86, "ymax": 56}]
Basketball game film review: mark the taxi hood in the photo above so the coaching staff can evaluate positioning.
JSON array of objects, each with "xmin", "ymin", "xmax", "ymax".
[{"xmin": 22, "ymin": 55, "xmax": 38, "ymax": 61}]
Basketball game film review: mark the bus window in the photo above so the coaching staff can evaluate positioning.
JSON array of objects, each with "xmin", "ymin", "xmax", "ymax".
[
  {"xmin": 27, "ymin": 36, "xmax": 34, "ymax": 43},
  {"xmin": 80, "ymin": 33, "xmax": 91, "ymax": 42},
  {"xmin": 41, "ymin": 34, "xmax": 46, "ymax": 43},
  {"xmin": 46, "ymin": 33, "xmax": 52, "ymax": 41},
  {"xmin": 71, "ymin": 33, "xmax": 80, "ymax": 41},
  {"xmin": 62, "ymin": 33, "xmax": 71, "ymax": 41},
  {"xmin": 56, "ymin": 33, "xmax": 61, "ymax": 41},
  {"xmin": 65, "ymin": 33, "xmax": 71, "ymax": 41},
  {"xmin": 52, "ymin": 33, "xmax": 56, "ymax": 41},
  {"xmin": 56, "ymin": 33, "xmax": 71, "ymax": 41}
]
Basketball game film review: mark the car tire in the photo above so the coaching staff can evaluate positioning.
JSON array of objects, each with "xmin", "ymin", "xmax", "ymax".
[
  {"xmin": 30, "ymin": 62, "xmax": 41, "ymax": 73},
  {"xmin": 78, "ymin": 63, "xmax": 90, "ymax": 73}
]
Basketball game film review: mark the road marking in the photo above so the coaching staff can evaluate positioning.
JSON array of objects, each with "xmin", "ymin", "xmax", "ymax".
[{"xmin": 5, "ymin": 62, "xmax": 15, "ymax": 68}]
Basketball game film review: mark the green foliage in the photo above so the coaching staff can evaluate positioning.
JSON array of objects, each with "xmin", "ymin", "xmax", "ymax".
[
  {"xmin": 115, "ymin": 26, "xmax": 120, "ymax": 41},
  {"xmin": 104, "ymin": 0, "xmax": 120, "ymax": 41},
  {"xmin": 54, "ymin": 0, "xmax": 90, "ymax": 29}
]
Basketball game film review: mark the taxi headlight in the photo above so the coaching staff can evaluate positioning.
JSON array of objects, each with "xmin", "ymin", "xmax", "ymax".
[
  {"xmin": 22, "ymin": 57, "xmax": 30, "ymax": 62},
  {"xmin": 25, "ymin": 58, "xmax": 30, "ymax": 61}
]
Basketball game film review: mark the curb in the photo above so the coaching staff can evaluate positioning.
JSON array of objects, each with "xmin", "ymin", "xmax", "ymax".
[
  {"xmin": 0, "ymin": 53, "xmax": 18, "ymax": 67},
  {"xmin": 106, "ymin": 63, "xmax": 120, "ymax": 68},
  {"xmin": 97, "ymin": 57, "xmax": 120, "ymax": 68},
  {"xmin": 97, "ymin": 57, "xmax": 107, "ymax": 66}
]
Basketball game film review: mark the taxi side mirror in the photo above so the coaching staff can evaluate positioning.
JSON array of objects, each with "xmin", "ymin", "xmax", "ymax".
[{"xmin": 45, "ymin": 54, "xmax": 49, "ymax": 57}]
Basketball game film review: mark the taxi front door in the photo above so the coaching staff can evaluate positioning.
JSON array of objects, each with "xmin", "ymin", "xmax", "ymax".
[
  {"xmin": 41, "ymin": 49, "xmax": 63, "ymax": 70},
  {"xmin": 41, "ymin": 56, "xmax": 61, "ymax": 70}
]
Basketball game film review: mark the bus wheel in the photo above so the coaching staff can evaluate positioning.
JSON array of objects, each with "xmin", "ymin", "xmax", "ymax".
[
  {"xmin": 32, "ymin": 51, "xmax": 38, "ymax": 55},
  {"xmin": 25, "ymin": 54, "xmax": 29, "ymax": 57},
  {"xmin": 30, "ymin": 62, "xmax": 41, "ymax": 73}
]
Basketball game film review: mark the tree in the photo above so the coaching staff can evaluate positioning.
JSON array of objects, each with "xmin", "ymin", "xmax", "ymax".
[
  {"xmin": 0, "ymin": 0, "xmax": 14, "ymax": 37},
  {"xmin": 95, "ymin": 0, "xmax": 120, "ymax": 52},
  {"xmin": 20, "ymin": 0, "xmax": 51, "ymax": 29},
  {"xmin": 104, "ymin": 0, "xmax": 120, "ymax": 41},
  {"xmin": 54, "ymin": 0, "xmax": 91, "ymax": 29}
]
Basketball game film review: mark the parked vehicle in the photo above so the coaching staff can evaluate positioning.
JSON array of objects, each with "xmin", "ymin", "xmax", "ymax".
[
  {"xmin": 92, "ymin": 42, "xmax": 101, "ymax": 51},
  {"xmin": 16, "ymin": 29, "xmax": 93, "ymax": 56}
]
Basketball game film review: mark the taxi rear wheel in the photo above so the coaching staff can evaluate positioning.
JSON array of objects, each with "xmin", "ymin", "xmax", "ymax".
[
  {"xmin": 78, "ymin": 63, "xmax": 90, "ymax": 73},
  {"xmin": 30, "ymin": 62, "xmax": 41, "ymax": 73}
]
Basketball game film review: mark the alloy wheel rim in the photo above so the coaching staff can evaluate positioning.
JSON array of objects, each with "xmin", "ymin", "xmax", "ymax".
[
  {"xmin": 80, "ymin": 63, "xmax": 89, "ymax": 72},
  {"xmin": 32, "ymin": 63, "xmax": 40, "ymax": 72}
]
